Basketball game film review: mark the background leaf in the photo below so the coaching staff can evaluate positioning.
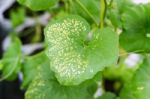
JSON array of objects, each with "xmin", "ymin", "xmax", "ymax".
[
  {"xmin": 10, "ymin": 7, "xmax": 25, "ymax": 28},
  {"xmin": 98, "ymin": 92, "xmax": 116, "ymax": 99},
  {"xmin": 71, "ymin": 0, "xmax": 100, "ymax": 24},
  {"xmin": 0, "ymin": 36, "xmax": 22, "ymax": 81},
  {"xmin": 120, "ymin": 4, "xmax": 150, "ymax": 53},
  {"xmin": 120, "ymin": 56, "xmax": 150, "ymax": 99},
  {"xmin": 17, "ymin": 0, "xmax": 59, "ymax": 11},
  {"xmin": 107, "ymin": 0, "xmax": 133, "ymax": 28}
]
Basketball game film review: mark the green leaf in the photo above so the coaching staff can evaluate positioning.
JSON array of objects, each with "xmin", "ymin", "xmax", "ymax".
[
  {"xmin": 120, "ymin": 57, "xmax": 150, "ymax": 99},
  {"xmin": 0, "ymin": 36, "xmax": 22, "ymax": 81},
  {"xmin": 25, "ymin": 58, "xmax": 93, "ymax": 99},
  {"xmin": 17, "ymin": 0, "xmax": 59, "ymax": 11},
  {"xmin": 107, "ymin": 0, "xmax": 133, "ymax": 28},
  {"xmin": 44, "ymin": 15, "xmax": 119, "ymax": 85},
  {"xmin": 103, "ymin": 64, "xmax": 135, "ymax": 83},
  {"xmin": 120, "ymin": 84, "xmax": 134, "ymax": 99},
  {"xmin": 21, "ymin": 52, "xmax": 47, "ymax": 89},
  {"xmin": 10, "ymin": 7, "xmax": 25, "ymax": 28},
  {"xmin": 114, "ymin": 0, "xmax": 133, "ymax": 13},
  {"xmin": 98, "ymin": 92, "xmax": 116, "ymax": 99},
  {"xmin": 120, "ymin": 4, "xmax": 150, "ymax": 53},
  {"xmin": 0, "ymin": 60, "xmax": 3, "ymax": 70},
  {"xmin": 71, "ymin": 0, "xmax": 100, "ymax": 24},
  {"xmin": 107, "ymin": 9, "xmax": 122, "ymax": 28}
]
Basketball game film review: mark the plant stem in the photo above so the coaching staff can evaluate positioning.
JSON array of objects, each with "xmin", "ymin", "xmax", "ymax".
[
  {"xmin": 75, "ymin": 0, "xmax": 98, "ymax": 26},
  {"xmin": 100, "ymin": 0, "xmax": 106, "ymax": 29},
  {"xmin": 64, "ymin": 0, "xmax": 69, "ymax": 12},
  {"xmin": 32, "ymin": 15, "xmax": 41, "ymax": 43},
  {"xmin": 109, "ymin": 0, "xmax": 113, "ymax": 7},
  {"xmin": 68, "ymin": 0, "xmax": 73, "ymax": 7},
  {"xmin": 33, "ymin": 22, "xmax": 41, "ymax": 42},
  {"xmin": 68, "ymin": 0, "xmax": 73, "ymax": 12}
]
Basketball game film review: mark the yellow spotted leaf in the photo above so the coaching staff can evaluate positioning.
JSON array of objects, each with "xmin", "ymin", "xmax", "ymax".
[{"xmin": 44, "ymin": 15, "xmax": 119, "ymax": 85}]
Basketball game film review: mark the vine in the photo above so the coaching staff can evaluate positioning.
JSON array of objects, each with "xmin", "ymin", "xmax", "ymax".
[{"xmin": 100, "ymin": 0, "xmax": 106, "ymax": 29}]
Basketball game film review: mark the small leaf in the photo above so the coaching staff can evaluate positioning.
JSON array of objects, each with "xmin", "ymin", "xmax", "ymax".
[
  {"xmin": 120, "ymin": 57, "xmax": 150, "ymax": 99},
  {"xmin": 0, "ymin": 36, "xmax": 22, "ymax": 81},
  {"xmin": 120, "ymin": 4, "xmax": 150, "ymax": 53},
  {"xmin": 10, "ymin": 7, "xmax": 25, "ymax": 28},
  {"xmin": 17, "ymin": 0, "xmax": 58, "ymax": 11},
  {"xmin": 44, "ymin": 15, "xmax": 119, "ymax": 85},
  {"xmin": 21, "ymin": 52, "xmax": 47, "ymax": 89},
  {"xmin": 25, "ymin": 59, "xmax": 93, "ymax": 99}
]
